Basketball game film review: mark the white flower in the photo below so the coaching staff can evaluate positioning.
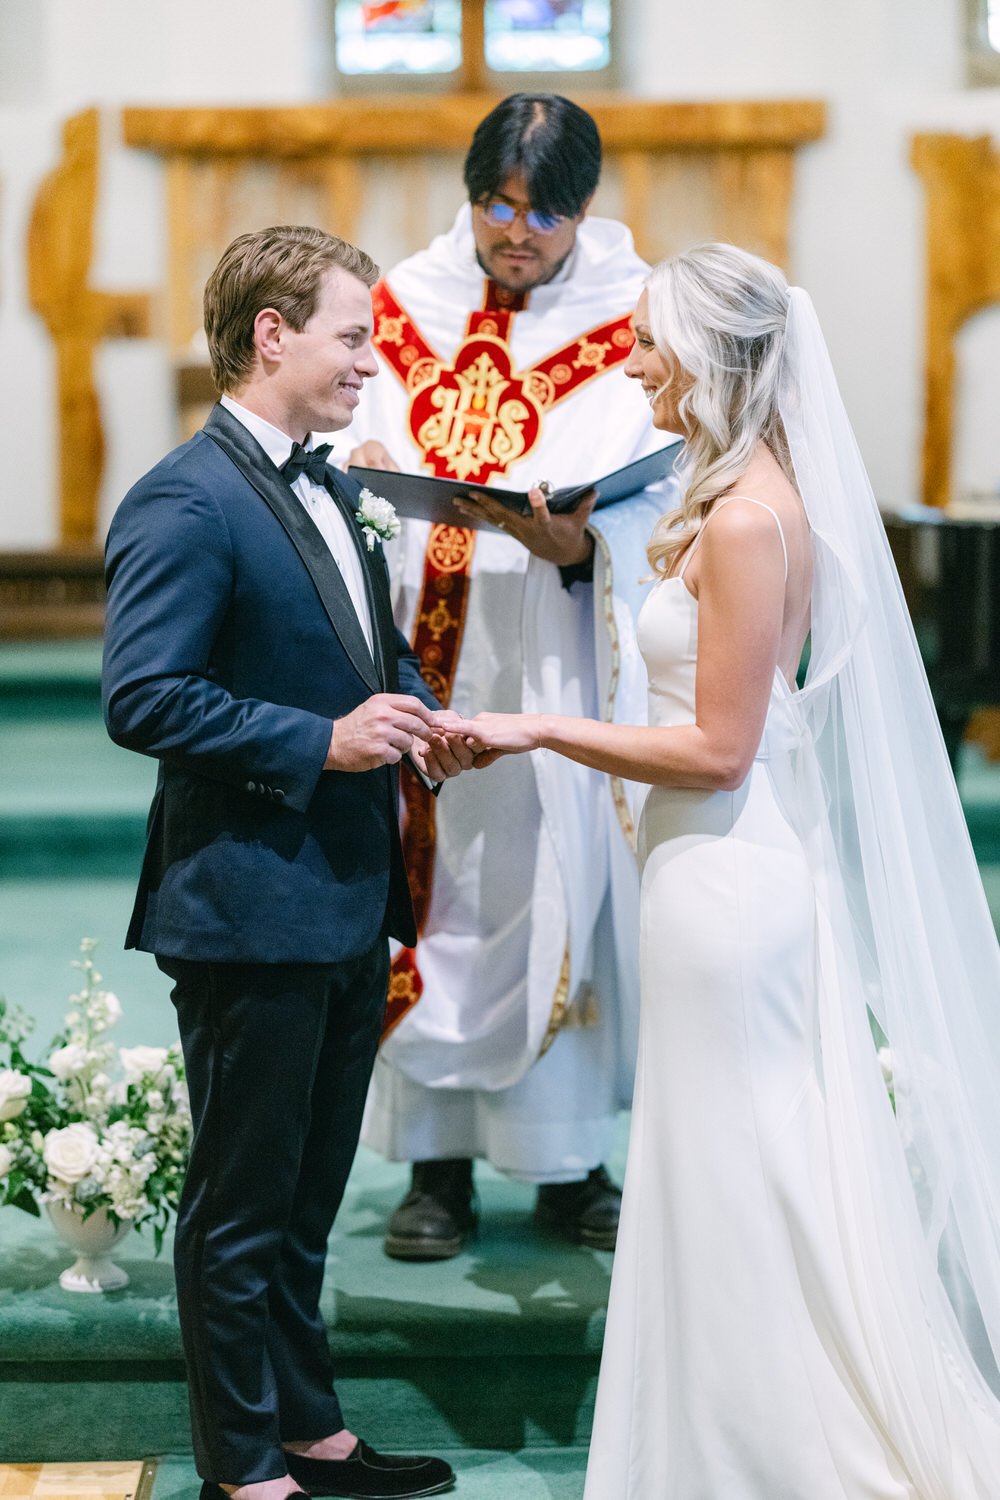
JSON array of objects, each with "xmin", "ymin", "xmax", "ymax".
[
  {"xmin": 43, "ymin": 1122, "xmax": 100, "ymax": 1183},
  {"xmin": 119, "ymin": 1045, "xmax": 169, "ymax": 1087},
  {"xmin": 0, "ymin": 1070, "xmax": 31, "ymax": 1122},
  {"xmin": 877, "ymin": 1047, "xmax": 895, "ymax": 1088},
  {"xmin": 0, "ymin": 1143, "xmax": 13, "ymax": 1177},
  {"xmin": 48, "ymin": 1042, "xmax": 90, "ymax": 1081},
  {"xmin": 355, "ymin": 488, "xmax": 401, "ymax": 552},
  {"xmin": 96, "ymin": 991, "xmax": 122, "ymax": 1028}
]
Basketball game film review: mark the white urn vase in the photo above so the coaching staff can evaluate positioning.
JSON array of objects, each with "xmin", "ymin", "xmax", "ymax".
[{"xmin": 46, "ymin": 1199, "xmax": 132, "ymax": 1292}]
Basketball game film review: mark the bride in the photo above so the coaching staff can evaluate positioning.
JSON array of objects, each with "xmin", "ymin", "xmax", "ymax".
[{"xmin": 463, "ymin": 244, "xmax": 1000, "ymax": 1497}]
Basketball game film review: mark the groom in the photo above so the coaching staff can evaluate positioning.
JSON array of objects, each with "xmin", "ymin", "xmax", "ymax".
[{"xmin": 102, "ymin": 226, "xmax": 466, "ymax": 1500}]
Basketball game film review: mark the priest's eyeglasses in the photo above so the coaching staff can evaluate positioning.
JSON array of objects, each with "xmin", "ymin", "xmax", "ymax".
[{"xmin": 479, "ymin": 200, "xmax": 566, "ymax": 235}]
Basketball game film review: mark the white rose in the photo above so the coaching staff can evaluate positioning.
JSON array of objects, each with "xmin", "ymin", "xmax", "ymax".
[
  {"xmin": 0, "ymin": 1070, "xmax": 31, "ymax": 1121},
  {"xmin": 0, "ymin": 1143, "xmax": 13, "ymax": 1177},
  {"xmin": 43, "ymin": 1122, "xmax": 100, "ymax": 1183},
  {"xmin": 119, "ymin": 1045, "xmax": 169, "ymax": 1087},
  {"xmin": 877, "ymin": 1047, "xmax": 895, "ymax": 1087},
  {"xmin": 48, "ymin": 1042, "xmax": 89, "ymax": 1081}
]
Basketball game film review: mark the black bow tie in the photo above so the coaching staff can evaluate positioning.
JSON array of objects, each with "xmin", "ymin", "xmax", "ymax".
[{"xmin": 282, "ymin": 441, "xmax": 332, "ymax": 486}]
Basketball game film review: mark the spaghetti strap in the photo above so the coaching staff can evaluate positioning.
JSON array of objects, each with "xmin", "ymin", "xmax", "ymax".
[{"xmin": 677, "ymin": 496, "xmax": 789, "ymax": 582}]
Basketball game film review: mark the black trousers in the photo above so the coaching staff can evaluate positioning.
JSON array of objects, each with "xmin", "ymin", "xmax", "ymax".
[{"xmin": 158, "ymin": 941, "xmax": 390, "ymax": 1485}]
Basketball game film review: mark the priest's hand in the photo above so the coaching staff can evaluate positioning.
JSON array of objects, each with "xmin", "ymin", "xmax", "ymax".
[
  {"xmin": 452, "ymin": 485, "xmax": 597, "ymax": 569},
  {"xmin": 348, "ymin": 441, "xmax": 401, "ymax": 473}
]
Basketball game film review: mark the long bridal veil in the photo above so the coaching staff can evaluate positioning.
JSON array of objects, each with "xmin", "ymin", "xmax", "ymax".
[{"xmin": 779, "ymin": 287, "xmax": 1000, "ymax": 1492}]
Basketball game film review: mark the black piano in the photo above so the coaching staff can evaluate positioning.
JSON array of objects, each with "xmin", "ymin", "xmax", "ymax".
[{"xmin": 884, "ymin": 506, "xmax": 1000, "ymax": 767}]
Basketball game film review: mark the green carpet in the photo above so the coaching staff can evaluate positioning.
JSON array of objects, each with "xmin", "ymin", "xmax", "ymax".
[{"xmin": 0, "ymin": 1131, "xmax": 622, "ymax": 1462}]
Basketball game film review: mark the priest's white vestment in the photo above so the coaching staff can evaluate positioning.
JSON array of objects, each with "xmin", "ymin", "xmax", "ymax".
[{"xmin": 333, "ymin": 206, "xmax": 675, "ymax": 1182}]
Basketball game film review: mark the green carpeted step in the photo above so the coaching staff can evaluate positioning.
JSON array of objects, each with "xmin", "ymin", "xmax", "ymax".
[
  {"xmin": 0, "ymin": 1133, "xmax": 626, "ymax": 1463},
  {"xmin": 0, "ymin": 642, "xmax": 154, "ymax": 877}
]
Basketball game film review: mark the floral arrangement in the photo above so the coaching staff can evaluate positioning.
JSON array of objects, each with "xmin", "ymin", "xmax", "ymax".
[
  {"xmin": 355, "ymin": 488, "xmax": 401, "ymax": 551},
  {"xmin": 0, "ymin": 940, "xmax": 191, "ymax": 1251}
]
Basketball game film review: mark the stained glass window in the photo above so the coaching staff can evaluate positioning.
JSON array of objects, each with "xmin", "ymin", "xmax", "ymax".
[
  {"xmin": 484, "ymin": 0, "xmax": 610, "ymax": 72},
  {"xmin": 335, "ymin": 0, "xmax": 462, "ymax": 75}
]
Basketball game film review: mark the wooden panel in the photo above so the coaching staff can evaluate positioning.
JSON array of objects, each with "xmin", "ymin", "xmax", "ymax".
[
  {"xmin": 164, "ymin": 153, "xmax": 335, "ymax": 356},
  {"xmin": 0, "ymin": 549, "xmax": 106, "ymax": 639},
  {"xmin": 0, "ymin": 1460, "xmax": 148, "ymax": 1499},
  {"xmin": 911, "ymin": 133, "xmax": 1000, "ymax": 510},
  {"xmin": 636, "ymin": 148, "xmax": 793, "ymax": 268},
  {"xmin": 27, "ymin": 110, "xmax": 153, "ymax": 546},
  {"xmin": 123, "ymin": 97, "xmax": 825, "ymax": 156}
]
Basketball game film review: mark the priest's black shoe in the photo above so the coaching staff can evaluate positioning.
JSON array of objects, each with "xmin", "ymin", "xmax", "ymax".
[
  {"xmin": 383, "ymin": 1158, "xmax": 477, "ymax": 1261},
  {"xmin": 534, "ymin": 1164, "xmax": 621, "ymax": 1250},
  {"xmin": 284, "ymin": 1440, "xmax": 455, "ymax": 1497}
]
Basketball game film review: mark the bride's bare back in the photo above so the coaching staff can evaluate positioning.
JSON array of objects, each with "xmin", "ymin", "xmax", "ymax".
[{"xmin": 677, "ymin": 442, "xmax": 812, "ymax": 691}]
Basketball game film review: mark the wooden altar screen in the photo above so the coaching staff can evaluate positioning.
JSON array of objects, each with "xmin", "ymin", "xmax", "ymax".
[{"xmin": 27, "ymin": 95, "xmax": 824, "ymax": 554}]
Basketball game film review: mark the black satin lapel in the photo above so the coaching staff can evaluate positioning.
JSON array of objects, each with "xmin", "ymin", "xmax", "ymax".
[
  {"xmin": 325, "ymin": 467, "xmax": 398, "ymax": 691},
  {"xmin": 203, "ymin": 405, "xmax": 381, "ymax": 695}
]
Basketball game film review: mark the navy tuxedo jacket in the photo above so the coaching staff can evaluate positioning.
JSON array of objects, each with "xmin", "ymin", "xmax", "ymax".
[{"xmin": 103, "ymin": 403, "xmax": 437, "ymax": 965}]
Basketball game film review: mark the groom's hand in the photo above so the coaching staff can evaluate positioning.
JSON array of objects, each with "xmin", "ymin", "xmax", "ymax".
[{"xmin": 325, "ymin": 694, "xmax": 436, "ymax": 772}]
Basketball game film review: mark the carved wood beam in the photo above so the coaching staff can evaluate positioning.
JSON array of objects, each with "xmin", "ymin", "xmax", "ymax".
[
  {"xmin": 122, "ymin": 97, "xmax": 825, "ymax": 156},
  {"xmin": 911, "ymin": 132, "xmax": 1000, "ymax": 510},
  {"xmin": 28, "ymin": 109, "xmax": 153, "ymax": 546}
]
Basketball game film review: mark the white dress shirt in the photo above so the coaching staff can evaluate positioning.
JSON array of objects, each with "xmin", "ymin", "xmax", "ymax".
[{"xmin": 220, "ymin": 396, "xmax": 376, "ymax": 657}]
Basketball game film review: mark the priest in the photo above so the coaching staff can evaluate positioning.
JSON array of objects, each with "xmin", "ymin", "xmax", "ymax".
[{"xmin": 333, "ymin": 93, "xmax": 677, "ymax": 1261}]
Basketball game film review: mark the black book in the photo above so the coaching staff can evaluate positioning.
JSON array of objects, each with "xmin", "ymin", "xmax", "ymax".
[{"xmin": 348, "ymin": 441, "xmax": 680, "ymax": 533}]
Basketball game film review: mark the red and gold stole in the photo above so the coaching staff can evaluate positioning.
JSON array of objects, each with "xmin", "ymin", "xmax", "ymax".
[{"xmin": 378, "ymin": 280, "xmax": 633, "ymax": 1039}]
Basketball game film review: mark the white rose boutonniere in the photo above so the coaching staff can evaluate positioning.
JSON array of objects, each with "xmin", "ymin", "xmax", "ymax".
[{"xmin": 356, "ymin": 488, "xmax": 401, "ymax": 552}]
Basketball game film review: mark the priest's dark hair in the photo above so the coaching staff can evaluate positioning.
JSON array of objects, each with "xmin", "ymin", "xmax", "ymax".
[{"xmin": 463, "ymin": 94, "xmax": 602, "ymax": 220}]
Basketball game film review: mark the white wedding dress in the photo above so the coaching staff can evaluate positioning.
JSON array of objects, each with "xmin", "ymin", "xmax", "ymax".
[{"xmin": 584, "ymin": 499, "xmax": 1000, "ymax": 1500}]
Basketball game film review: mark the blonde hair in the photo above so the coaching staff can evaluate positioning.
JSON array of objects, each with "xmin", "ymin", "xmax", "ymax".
[{"xmin": 644, "ymin": 243, "xmax": 795, "ymax": 578}]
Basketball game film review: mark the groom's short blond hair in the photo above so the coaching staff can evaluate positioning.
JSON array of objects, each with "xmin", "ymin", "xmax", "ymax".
[{"xmin": 204, "ymin": 225, "xmax": 379, "ymax": 394}]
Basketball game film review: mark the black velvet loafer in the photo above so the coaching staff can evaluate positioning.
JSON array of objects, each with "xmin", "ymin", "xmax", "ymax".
[{"xmin": 285, "ymin": 1440, "xmax": 455, "ymax": 1498}]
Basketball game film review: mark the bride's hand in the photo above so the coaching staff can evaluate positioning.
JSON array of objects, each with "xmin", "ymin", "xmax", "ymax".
[{"xmin": 465, "ymin": 712, "xmax": 543, "ymax": 759}]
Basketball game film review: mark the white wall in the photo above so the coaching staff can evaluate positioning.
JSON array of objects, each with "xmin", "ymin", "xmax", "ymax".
[
  {"xmin": 0, "ymin": 0, "xmax": 329, "ymax": 547},
  {"xmin": 2, "ymin": 0, "xmax": 1000, "ymax": 546},
  {"xmin": 629, "ymin": 0, "xmax": 1000, "ymax": 509}
]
